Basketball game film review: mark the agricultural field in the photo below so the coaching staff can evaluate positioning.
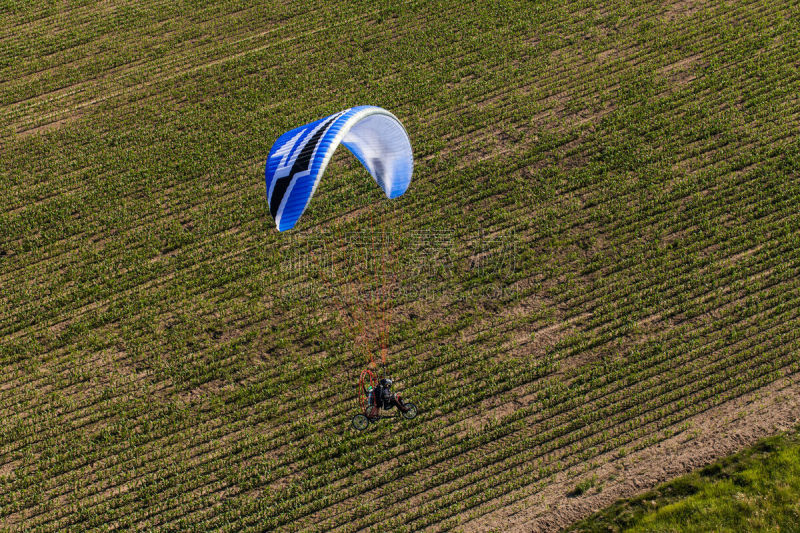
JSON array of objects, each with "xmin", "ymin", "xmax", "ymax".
[
  {"xmin": 569, "ymin": 425, "xmax": 800, "ymax": 532},
  {"xmin": 1, "ymin": 0, "xmax": 799, "ymax": 531}
]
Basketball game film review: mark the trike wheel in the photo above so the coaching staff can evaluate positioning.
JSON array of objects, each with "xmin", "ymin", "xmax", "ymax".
[
  {"xmin": 352, "ymin": 414, "xmax": 369, "ymax": 431},
  {"xmin": 401, "ymin": 402, "xmax": 418, "ymax": 420}
]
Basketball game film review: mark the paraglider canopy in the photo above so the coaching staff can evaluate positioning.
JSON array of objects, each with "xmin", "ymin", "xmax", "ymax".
[{"xmin": 265, "ymin": 106, "xmax": 413, "ymax": 231}]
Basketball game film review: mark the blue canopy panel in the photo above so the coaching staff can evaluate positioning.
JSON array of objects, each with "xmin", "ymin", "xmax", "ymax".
[{"xmin": 265, "ymin": 106, "xmax": 413, "ymax": 231}]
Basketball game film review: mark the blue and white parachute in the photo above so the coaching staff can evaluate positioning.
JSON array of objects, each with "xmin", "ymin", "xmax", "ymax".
[{"xmin": 265, "ymin": 106, "xmax": 413, "ymax": 231}]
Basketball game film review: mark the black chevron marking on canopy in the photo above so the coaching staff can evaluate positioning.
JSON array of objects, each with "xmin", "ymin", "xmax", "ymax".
[{"xmin": 270, "ymin": 115, "xmax": 339, "ymax": 219}]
